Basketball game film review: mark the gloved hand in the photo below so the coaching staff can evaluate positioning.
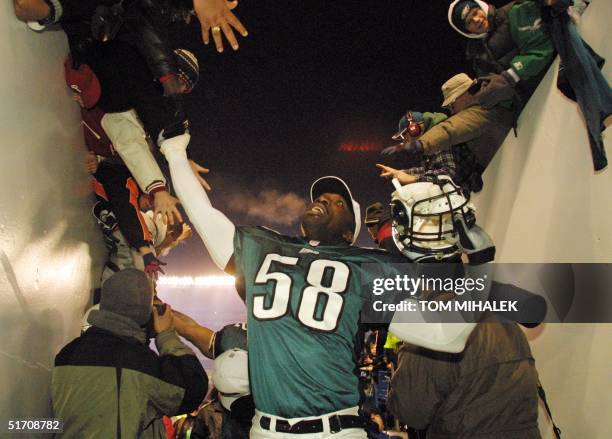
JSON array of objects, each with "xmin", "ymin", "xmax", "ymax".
[
  {"xmin": 473, "ymin": 72, "xmax": 517, "ymax": 109},
  {"xmin": 143, "ymin": 252, "xmax": 166, "ymax": 280},
  {"xmin": 381, "ymin": 140, "xmax": 424, "ymax": 156},
  {"xmin": 92, "ymin": 201, "xmax": 120, "ymax": 253}
]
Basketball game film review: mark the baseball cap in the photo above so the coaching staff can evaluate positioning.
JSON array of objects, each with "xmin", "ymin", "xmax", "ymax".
[
  {"xmin": 64, "ymin": 57, "xmax": 101, "ymax": 109},
  {"xmin": 310, "ymin": 176, "xmax": 361, "ymax": 244},
  {"xmin": 212, "ymin": 348, "xmax": 250, "ymax": 411},
  {"xmin": 441, "ymin": 73, "xmax": 475, "ymax": 108}
]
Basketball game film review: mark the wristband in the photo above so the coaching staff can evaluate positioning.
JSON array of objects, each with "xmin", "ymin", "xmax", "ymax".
[
  {"xmin": 39, "ymin": 0, "xmax": 63, "ymax": 25},
  {"xmin": 504, "ymin": 68, "xmax": 520, "ymax": 84}
]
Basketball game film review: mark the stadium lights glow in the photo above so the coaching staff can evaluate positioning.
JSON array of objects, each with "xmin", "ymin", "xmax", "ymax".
[{"xmin": 157, "ymin": 275, "xmax": 235, "ymax": 287}]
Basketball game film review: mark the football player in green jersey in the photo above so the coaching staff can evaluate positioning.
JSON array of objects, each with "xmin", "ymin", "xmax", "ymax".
[{"xmin": 159, "ymin": 132, "xmax": 472, "ymax": 438}]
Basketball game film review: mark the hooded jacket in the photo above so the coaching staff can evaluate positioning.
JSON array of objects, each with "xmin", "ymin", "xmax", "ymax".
[
  {"xmin": 52, "ymin": 313, "xmax": 208, "ymax": 438},
  {"xmin": 388, "ymin": 313, "xmax": 540, "ymax": 439}
]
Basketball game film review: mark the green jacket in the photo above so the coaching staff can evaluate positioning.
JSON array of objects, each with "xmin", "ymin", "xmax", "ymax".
[
  {"xmin": 52, "ymin": 312, "xmax": 208, "ymax": 438},
  {"xmin": 466, "ymin": 1, "xmax": 555, "ymax": 104},
  {"xmin": 507, "ymin": 0, "xmax": 556, "ymax": 81}
]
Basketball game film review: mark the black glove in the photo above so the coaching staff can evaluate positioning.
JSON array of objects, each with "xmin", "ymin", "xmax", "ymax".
[
  {"xmin": 473, "ymin": 72, "xmax": 517, "ymax": 109},
  {"xmin": 381, "ymin": 140, "xmax": 424, "ymax": 156},
  {"xmin": 143, "ymin": 252, "xmax": 166, "ymax": 280},
  {"xmin": 92, "ymin": 201, "xmax": 120, "ymax": 253}
]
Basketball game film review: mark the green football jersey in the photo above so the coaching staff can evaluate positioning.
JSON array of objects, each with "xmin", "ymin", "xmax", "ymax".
[{"xmin": 233, "ymin": 226, "xmax": 399, "ymax": 418}]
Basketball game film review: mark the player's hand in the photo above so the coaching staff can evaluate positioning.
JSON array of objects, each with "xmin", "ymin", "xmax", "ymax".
[
  {"xmin": 194, "ymin": 0, "xmax": 248, "ymax": 52},
  {"xmin": 153, "ymin": 303, "xmax": 174, "ymax": 334},
  {"xmin": 153, "ymin": 190, "xmax": 183, "ymax": 225},
  {"xmin": 171, "ymin": 309, "xmax": 200, "ymax": 335},
  {"xmin": 376, "ymin": 164, "xmax": 418, "ymax": 185},
  {"xmin": 85, "ymin": 151, "xmax": 99, "ymax": 175},
  {"xmin": 189, "ymin": 160, "xmax": 212, "ymax": 190}
]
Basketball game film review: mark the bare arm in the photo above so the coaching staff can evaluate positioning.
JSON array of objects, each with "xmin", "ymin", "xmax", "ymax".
[
  {"xmin": 14, "ymin": 0, "xmax": 50, "ymax": 21},
  {"xmin": 172, "ymin": 309, "xmax": 215, "ymax": 358},
  {"xmin": 160, "ymin": 133, "xmax": 235, "ymax": 270}
]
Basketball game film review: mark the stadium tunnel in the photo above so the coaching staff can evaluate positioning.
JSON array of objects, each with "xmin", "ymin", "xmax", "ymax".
[{"xmin": 0, "ymin": 1, "xmax": 611, "ymax": 438}]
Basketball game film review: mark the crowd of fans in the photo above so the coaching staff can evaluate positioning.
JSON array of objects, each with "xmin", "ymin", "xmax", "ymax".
[{"xmin": 12, "ymin": 0, "xmax": 608, "ymax": 438}]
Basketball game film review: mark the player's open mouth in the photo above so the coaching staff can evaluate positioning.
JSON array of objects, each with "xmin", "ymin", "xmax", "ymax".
[{"xmin": 308, "ymin": 204, "xmax": 327, "ymax": 216}]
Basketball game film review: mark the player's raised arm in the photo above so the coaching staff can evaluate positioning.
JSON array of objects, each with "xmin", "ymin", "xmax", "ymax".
[{"xmin": 160, "ymin": 133, "xmax": 235, "ymax": 270}]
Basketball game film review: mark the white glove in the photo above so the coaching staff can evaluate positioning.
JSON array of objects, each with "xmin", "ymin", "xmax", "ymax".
[{"xmin": 159, "ymin": 132, "xmax": 191, "ymax": 157}]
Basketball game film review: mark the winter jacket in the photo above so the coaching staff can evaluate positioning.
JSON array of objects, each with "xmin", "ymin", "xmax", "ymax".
[
  {"xmin": 465, "ymin": 1, "xmax": 555, "ymax": 105},
  {"xmin": 56, "ymin": 0, "xmax": 188, "ymax": 138},
  {"xmin": 52, "ymin": 314, "xmax": 208, "ymax": 438},
  {"xmin": 418, "ymin": 101, "xmax": 514, "ymax": 170},
  {"xmin": 81, "ymin": 107, "xmax": 115, "ymax": 157},
  {"xmin": 101, "ymin": 109, "xmax": 167, "ymax": 194},
  {"xmin": 53, "ymin": 0, "xmax": 179, "ymax": 79},
  {"xmin": 388, "ymin": 313, "xmax": 540, "ymax": 439},
  {"xmin": 548, "ymin": 4, "xmax": 612, "ymax": 171}
]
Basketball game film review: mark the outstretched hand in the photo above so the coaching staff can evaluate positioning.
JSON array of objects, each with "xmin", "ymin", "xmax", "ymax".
[
  {"xmin": 153, "ymin": 190, "xmax": 183, "ymax": 225},
  {"xmin": 189, "ymin": 160, "xmax": 212, "ymax": 191},
  {"xmin": 376, "ymin": 164, "xmax": 418, "ymax": 185},
  {"xmin": 381, "ymin": 143, "xmax": 405, "ymax": 156},
  {"xmin": 194, "ymin": 0, "xmax": 248, "ymax": 52}
]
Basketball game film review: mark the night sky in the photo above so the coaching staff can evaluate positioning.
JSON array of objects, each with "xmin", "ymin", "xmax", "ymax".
[{"xmin": 163, "ymin": 1, "xmax": 505, "ymax": 275}]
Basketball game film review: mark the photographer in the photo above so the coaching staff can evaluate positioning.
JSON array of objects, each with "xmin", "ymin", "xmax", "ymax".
[{"xmin": 52, "ymin": 269, "xmax": 208, "ymax": 438}]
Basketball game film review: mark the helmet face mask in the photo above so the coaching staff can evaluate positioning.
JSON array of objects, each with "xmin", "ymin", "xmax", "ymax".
[{"xmin": 390, "ymin": 178, "xmax": 475, "ymax": 261}]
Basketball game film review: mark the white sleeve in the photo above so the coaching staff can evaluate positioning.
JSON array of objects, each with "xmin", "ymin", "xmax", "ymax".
[
  {"xmin": 161, "ymin": 134, "xmax": 236, "ymax": 270},
  {"xmin": 101, "ymin": 111, "xmax": 167, "ymax": 194}
]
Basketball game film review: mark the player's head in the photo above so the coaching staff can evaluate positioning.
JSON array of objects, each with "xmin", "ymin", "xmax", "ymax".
[
  {"xmin": 302, "ymin": 176, "xmax": 361, "ymax": 245},
  {"xmin": 448, "ymin": 0, "xmax": 490, "ymax": 38}
]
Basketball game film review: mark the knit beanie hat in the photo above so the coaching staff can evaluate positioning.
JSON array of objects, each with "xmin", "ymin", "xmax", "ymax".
[
  {"xmin": 100, "ymin": 269, "xmax": 154, "ymax": 326},
  {"xmin": 448, "ymin": 0, "xmax": 490, "ymax": 39},
  {"xmin": 174, "ymin": 48, "xmax": 199, "ymax": 93}
]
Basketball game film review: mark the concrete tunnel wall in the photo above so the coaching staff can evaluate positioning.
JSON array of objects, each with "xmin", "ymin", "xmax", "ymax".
[
  {"xmin": 472, "ymin": 1, "xmax": 612, "ymax": 437},
  {"xmin": 0, "ymin": 1, "xmax": 611, "ymax": 438},
  {"xmin": 0, "ymin": 2, "xmax": 105, "ymax": 425}
]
